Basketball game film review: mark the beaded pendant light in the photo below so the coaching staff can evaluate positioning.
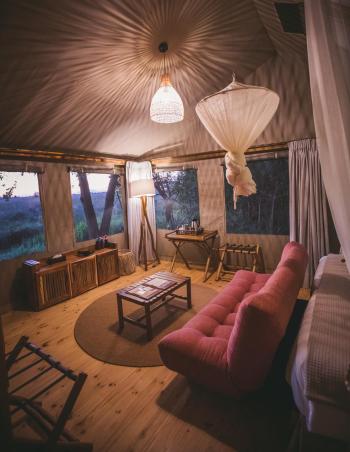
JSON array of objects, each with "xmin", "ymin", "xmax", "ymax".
[{"xmin": 150, "ymin": 42, "xmax": 184, "ymax": 124}]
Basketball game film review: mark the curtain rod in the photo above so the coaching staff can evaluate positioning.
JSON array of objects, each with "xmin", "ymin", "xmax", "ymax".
[
  {"xmin": 246, "ymin": 149, "xmax": 289, "ymax": 160},
  {"xmin": 154, "ymin": 164, "xmax": 197, "ymax": 172},
  {"xmin": 151, "ymin": 143, "xmax": 289, "ymax": 166},
  {"xmin": 67, "ymin": 165, "xmax": 124, "ymax": 174},
  {"xmin": 0, "ymin": 163, "xmax": 44, "ymax": 173},
  {"xmin": 220, "ymin": 149, "xmax": 288, "ymax": 167}
]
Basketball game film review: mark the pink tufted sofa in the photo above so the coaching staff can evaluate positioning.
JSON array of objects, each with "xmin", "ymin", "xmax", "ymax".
[{"xmin": 158, "ymin": 242, "xmax": 308, "ymax": 398}]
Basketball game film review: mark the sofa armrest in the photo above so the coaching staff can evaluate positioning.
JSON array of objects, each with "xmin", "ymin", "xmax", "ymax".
[
  {"xmin": 159, "ymin": 328, "xmax": 227, "ymax": 371},
  {"xmin": 158, "ymin": 328, "xmax": 236, "ymax": 394}
]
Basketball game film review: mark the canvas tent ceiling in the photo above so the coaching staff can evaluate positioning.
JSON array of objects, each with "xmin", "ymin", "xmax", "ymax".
[{"xmin": 0, "ymin": 0, "xmax": 306, "ymax": 158}]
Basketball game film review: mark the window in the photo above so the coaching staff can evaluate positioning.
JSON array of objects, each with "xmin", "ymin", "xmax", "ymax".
[
  {"xmin": 70, "ymin": 172, "xmax": 124, "ymax": 242},
  {"xmin": 154, "ymin": 169, "xmax": 200, "ymax": 230},
  {"xmin": 225, "ymin": 157, "xmax": 289, "ymax": 235},
  {"xmin": 0, "ymin": 171, "xmax": 45, "ymax": 261}
]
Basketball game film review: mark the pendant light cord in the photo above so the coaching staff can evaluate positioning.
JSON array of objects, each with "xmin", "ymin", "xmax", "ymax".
[{"xmin": 158, "ymin": 41, "xmax": 168, "ymax": 79}]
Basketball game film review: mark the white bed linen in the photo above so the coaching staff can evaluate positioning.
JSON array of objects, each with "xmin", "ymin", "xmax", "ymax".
[
  {"xmin": 312, "ymin": 255, "xmax": 327, "ymax": 290},
  {"xmin": 287, "ymin": 254, "xmax": 350, "ymax": 442}
]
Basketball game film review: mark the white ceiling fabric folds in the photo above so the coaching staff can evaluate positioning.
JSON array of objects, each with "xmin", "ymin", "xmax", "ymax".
[{"xmin": 196, "ymin": 79, "xmax": 279, "ymax": 205}]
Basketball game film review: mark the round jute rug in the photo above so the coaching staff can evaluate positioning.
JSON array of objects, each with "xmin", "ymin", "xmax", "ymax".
[{"xmin": 74, "ymin": 284, "xmax": 217, "ymax": 367}]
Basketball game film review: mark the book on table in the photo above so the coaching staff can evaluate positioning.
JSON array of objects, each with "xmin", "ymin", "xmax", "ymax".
[
  {"xmin": 127, "ymin": 284, "xmax": 162, "ymax": 299},
  {"xmin": 145, "ymin": 277, "xmax": 177, "ymax": 290}
]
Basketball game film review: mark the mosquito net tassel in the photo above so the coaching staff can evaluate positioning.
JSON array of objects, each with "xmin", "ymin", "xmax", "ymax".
[{"xmin": 233, "ymin": 187, "xmax": 237, "ymax": 210}]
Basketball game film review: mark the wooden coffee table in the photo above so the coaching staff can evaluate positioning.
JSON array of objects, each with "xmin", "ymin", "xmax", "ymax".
[{"xmin": 116, "ymin": 271, "xmax": 191, "ymax": 340}]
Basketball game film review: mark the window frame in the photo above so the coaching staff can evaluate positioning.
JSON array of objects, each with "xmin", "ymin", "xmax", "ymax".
[
  {"xmin": 68, "ymin": 168, "xmax": 126, "ymax": 246},
  {"xmin": 223, "ymin": 154, "xmax": 290, "ymax": 236},
  {"xmin": 0, "ymin": 167, "xmax": 47, "ymax": 262},
  {"xmin": 153, "ymin": 167, "xmax": 201, "ymax": 231}
]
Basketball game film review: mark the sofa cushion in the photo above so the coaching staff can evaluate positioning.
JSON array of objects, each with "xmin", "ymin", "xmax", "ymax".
[
  {"xmin": 227, "ymin": 242, "xmax": 308, "ymax": 394},
  {"xmin": 176, "ymin": 270, "xmax": 270, "ymax": 340}
]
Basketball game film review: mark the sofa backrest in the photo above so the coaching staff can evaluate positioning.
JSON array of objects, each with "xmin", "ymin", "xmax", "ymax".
[{"xmin": 226, "ymin": 241, "xmax": 308, "ymax": 394}]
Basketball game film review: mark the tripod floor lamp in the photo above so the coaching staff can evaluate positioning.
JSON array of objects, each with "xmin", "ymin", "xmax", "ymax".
[{"xmin": 129, "ymin": 178, "xmax": 160, "ymax": 271}]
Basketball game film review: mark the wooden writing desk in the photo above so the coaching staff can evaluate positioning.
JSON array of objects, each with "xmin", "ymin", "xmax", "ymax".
[{"xmin": 165, "ymin": 230, "xmax": 218, "ymax": 282}]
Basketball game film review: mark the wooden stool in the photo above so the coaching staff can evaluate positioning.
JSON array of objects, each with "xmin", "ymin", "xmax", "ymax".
[
  {"xmin": 215, "ymin": 243, "xmax": 265, "ymax": 281},
  {"xmin": 118, "ymin": 249, "xmax": 136, "ymax": 275}
]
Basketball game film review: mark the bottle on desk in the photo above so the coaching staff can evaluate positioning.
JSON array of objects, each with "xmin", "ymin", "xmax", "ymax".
[{"xmin": 191, "ymin": 219, "xmax": 199, "ymax": 230}]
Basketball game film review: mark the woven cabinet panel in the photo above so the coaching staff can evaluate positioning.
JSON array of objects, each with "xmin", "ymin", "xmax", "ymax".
[
  {"xmin": 96, "ymin": 250, "xmax": 119, "ymax": 284},
  {"xmin": 70, "ymin": 257, "xmax": 97, "ymax": 297},
  {"xmin": 36, "ymin": 266, "xmax": 71, "ymax": 308}
]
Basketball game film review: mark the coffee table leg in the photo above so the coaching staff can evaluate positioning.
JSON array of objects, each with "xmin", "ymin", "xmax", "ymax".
[
  {"xmin": 186, "ymin": 279, "xmax": 192, "ymax": 309},
  {"xmin": 117, "ymin": 295, "xmax": 124, "ymax": 332},
  {"xmin": 145, "ymin": 304, "xmax": 153, "ymax": 340}
]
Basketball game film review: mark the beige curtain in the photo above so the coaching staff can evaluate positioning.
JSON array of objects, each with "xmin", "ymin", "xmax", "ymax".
[
  {"xmin": 289, "ymin": 139, "xmax": 329, "ymax": 287},
  {"xmin": 126, "ymin": 161, "xmax": 156, "ymax": 264},
  {"xmin": 305, "ymin": 0, "xmax": 350, "ymax": 272}
]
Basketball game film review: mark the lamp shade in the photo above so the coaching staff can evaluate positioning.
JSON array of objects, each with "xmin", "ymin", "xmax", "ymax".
[
  {"xmin": 129, "ymin": 178, "xmax": 155, "ymax": 198},
  {"xmin": 150, "ymin": 74, "xmax": 184, "ymax": 124}
]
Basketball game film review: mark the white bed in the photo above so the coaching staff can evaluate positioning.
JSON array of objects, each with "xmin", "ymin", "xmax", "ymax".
[{"xmin": 287, "ymin": 254, "xmax": 350, "ymax": 442}]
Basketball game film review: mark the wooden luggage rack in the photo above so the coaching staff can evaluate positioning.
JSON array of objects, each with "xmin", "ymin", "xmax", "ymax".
[
  {"xmin": 5, "ymin": 336, "xmax": 92, "ymax": 451},
  {"xmin": 215, "ymin": 243, "xmax": 265, "ymax": 281}
]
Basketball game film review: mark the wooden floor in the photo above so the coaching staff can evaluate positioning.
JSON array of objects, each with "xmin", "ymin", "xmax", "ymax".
[{"xmin": 3, "ymin": 262, "xmax": 298, "ymax": 452}]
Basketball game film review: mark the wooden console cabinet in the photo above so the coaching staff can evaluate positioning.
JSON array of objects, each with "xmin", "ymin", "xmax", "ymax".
[{"xmin": 23, "ymin": 247, "xmax": 120, "ymax": 310}]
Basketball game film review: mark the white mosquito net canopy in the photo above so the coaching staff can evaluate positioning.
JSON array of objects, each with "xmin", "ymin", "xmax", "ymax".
[{"xmin": 196, "ymin": 76, "xmax": 280, "ymax": 207}]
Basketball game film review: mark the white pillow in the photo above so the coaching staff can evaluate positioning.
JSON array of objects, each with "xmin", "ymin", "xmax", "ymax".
[{"xmin": 312, "ymin": 255, "xmax": 328, "ymax": 290}]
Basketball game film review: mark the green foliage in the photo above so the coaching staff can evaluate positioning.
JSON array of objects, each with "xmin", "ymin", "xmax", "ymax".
[
  {"xmin": 75, "ymin": 221, "xmax": 89, "ymax": 242},
  {"xmin": 0, "ymin": 196, "xmax": 45, "ymax": 261},
  {"xmin": 154, "ymin": 169, "xmax": 200, "ymax": 230},
  {"xmin": 72, "ymin": 192, "xmax": 124, "ymax": 242},
  {"xmin": 225, "ymin": 158, "xmax": 289, "ymax": 235},
  {"xmin": 0, "ymin": 234, "xmax": 45, "ymax": 261},
  {"xmin": 0, "ymin": 171, "xmax": 18, "ymax": 200},
  {"xmin": 109, "ymin": 216, "xmax": 124, "ymax": 234}
]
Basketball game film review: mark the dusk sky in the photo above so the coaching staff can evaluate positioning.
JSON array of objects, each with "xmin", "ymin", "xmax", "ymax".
[
  {"xmin": 0, "ymin": 172, "xmax": 39, "ymax": 197},
  {"xmin": 70, "ymin": 172, "xmax": 112, "ymax": 195},
  {"xmin": 0, "ymin": 171, "xmax": 113, "ymax": 198}
]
